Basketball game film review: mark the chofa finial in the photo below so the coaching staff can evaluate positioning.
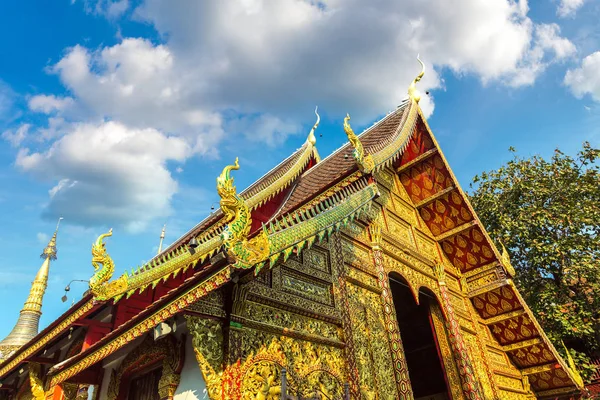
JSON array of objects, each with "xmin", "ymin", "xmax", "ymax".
[
  {"xmin": 343, "ymin": 113, "xmax": 374, "ymax": 173},
  {"xmin": 217, "ymin": 158, "xmax": 241, "ymax": 223},
  {"xmin": 307, "ymin": 106, "xmax": 320, "ymax": 146},
  {"xmin": 408, "ymin": 54, "xmax": 425, "ymax": 103}
]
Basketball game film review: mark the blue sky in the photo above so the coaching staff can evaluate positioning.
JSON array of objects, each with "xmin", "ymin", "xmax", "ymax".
[{"xmin": 0, "ymin": 0, "xmax": 599, "ymax": 338}]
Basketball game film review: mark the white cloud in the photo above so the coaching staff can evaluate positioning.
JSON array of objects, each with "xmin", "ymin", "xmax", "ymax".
[
  {"xmin": 76, "ymin": 0, "xmax": 130, "ymax": 19},
  {"xmin": 8, "ymin": 0, "xmax": 578, "ymax": 231},
  {"xmin": 564, "ymin": 51, "xmax": 600, "ymax": 102},
  {"xmin": 15, "ymin": 121, "xmax": 191, "ymax": 232},
  {"xmin": 557, "ymin": 0, "xmax": 586, "ymax": 17},
  {"xmin": 28, "ymin": 95, "xmax": 75, "ymax": 114},
  {"xmin": 51, "ymin": 0, "xmax": 574, "ymax": 129},
  {"xmin": 132, "ymin": 0, "xmax": 572, "ymax": 107},
  {"xmin": 50, "ymin": 39, "xmax": 224, "ymax": 151},
  {"xmin": 105, "ymin": 0, "xmax": 128, "ymax": 18},
  {"xmin": 2, "ymin": 124, "xmax": 30, "ymax": 147},
  {"xmin": 535, "ymin": 24, "xmax": 576, "ymax": 60},
  {"xmin": 509, "ymin": 23, "xmax": 576, "ymax": 87}
]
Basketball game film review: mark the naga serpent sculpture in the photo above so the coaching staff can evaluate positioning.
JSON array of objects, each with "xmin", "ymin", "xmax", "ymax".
[
  {"xmin": 89, "ymin": 228, "xmax": 128, "ymax": 300},
  {"xmin": 217, "ymin": 158, "xmax": 270, "ymax": 270},
  {"xmin": 343, "ymin": 113, "xmax": 374, "ymax": 174},
  {"xmin": 408, "ymin": 54, "xmax": 425, "ymax": 103}
]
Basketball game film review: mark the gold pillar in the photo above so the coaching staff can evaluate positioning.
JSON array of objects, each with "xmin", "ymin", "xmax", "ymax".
[
  {"xmin": 369, "ymin": 223, "xmax": 414, "ymax": 399},
  {"xmin": 331, "ymin": 232, "xmax": 362, "ymax": 398},
  {"xmin": 433, "ymin": 264, "xmax": 485, "ymax": 400}
]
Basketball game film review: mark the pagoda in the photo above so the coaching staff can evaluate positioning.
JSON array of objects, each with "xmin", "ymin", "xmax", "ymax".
[
  {"xmin": 0, "ymin": 221, "xmax": 61, "ymax": 364},
  {"xmin": 0, "ymin": 60, "xmax": 586, "ymax": 400}
]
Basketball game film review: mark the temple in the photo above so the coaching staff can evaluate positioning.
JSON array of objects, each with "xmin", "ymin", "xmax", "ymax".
[{"xmin": 0, "ymin": 61, "xmax": 586, "ymax": 400}]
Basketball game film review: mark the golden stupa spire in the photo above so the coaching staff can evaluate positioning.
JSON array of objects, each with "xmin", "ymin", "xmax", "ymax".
[
  {"xmin": 408, "ymin": 55, "xmax": 425, "ymax": 103},
  {"xmin": 0, "ymin": 218, "xmax": 63, "ymax": 361},
  {"xmin": 157, "ymin": 224, "xmax": 166, "ymax": 255}
]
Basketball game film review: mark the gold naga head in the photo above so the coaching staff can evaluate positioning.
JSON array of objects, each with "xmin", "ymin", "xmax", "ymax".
[
  {"xmin": 217, "ymin": 158, "xmax": 241, "ymax": 222},
  {"xmin": 408, "ymin": 55, "xmax": 425, "ymax": 103},
  {"xmin": 217, "ymin": 158, "xmax": 240, "ymax": 196},
  {"xmin": 94, "ymin": 228, "xmax": 113, "ymax": 249}
]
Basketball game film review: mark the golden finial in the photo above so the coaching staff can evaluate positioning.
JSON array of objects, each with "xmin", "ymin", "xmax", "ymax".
[
  {"xmin": 307, "ymin": 106, "xmax": 320, "ymax": 146},
  {"xmin": 343, "ymin": 113, "xmax": 374, "ymax": 173},
  {"xmin": 217, "ymin": 158, "xmax": 241, "ymax": 223},
  {"xmin": 41, "ymin": 217, "xmax": 63, "ymax": 260},
  {"xmin": 408, "ymin": 54, "xmax": 425, "ymax": 103},
  {"xmin": 157, "ymin": 224, "xmax": 166, "ymax": 255}
]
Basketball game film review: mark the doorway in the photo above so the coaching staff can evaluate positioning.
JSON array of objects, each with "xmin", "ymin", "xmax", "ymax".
[{"xmin": 389, "ymin": 275, "xmax": 450, "ymax": 400}]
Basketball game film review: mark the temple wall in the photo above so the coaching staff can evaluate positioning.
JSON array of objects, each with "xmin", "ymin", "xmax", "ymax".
[
  {"xmin": 180, "ymin": 166, "xmax": 540, "ymax": 399},
  {"xmin": 186, "ymin": 240, "xmax": 350, "ymax": 399}
]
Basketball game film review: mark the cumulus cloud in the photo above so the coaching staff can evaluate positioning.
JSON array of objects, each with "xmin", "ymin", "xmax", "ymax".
[
  {"xmin": 29, "ymin": 95, "xmax": 75, "ymax": 114},
  {"xmin": 509, "ymin": 23, "xmax": 576, "ymax": 87},
  {"xmin": 557, "ymin": 0, "xmax": 586, "ymax": 17},
  {"xmin": 8, "ymin": 0, "xmax": 578, "ymax": 230},
  {"xmin": 133, "ymin": 0, "xmax": 572, "ymax": 108},
  {"xmin": 54, "ymin": 0, "xmax": 575, "ymax": 126},
  {"xmin": 564, "ymin": 51, "xmax": 600, "ymax": 102},
  {"xmin": 50, "ymin": 39, "xmax": 224, "ymax": 151},
  {"xmin": 15, "ymin": 121, "xmax": 191, "ymax": 232}
]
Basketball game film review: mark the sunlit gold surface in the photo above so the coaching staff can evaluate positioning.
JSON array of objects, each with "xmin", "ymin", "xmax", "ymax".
[{"xmin": 0, "ymin": 227, "xmax": 60, "ymax": 361}]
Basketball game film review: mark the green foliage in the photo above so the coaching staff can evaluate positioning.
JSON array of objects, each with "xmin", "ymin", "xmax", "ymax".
[{"xmin": 469, "ymin": 142, "xmax": 600, "ymax": 381}]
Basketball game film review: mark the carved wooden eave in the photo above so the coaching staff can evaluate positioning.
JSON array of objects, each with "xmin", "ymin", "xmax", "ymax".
[
  {"xmin": 0, "ymin": 295, "xmax": 97, "ymax": 381},
  {"xmin": 46, "ymin": 266, "xmax": 231, "ymax": 388}
]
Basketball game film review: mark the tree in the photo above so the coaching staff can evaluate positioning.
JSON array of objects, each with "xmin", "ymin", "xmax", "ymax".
[{"xmin": 469, "ymin": 142, "xmax": 600, "ymax": 380}]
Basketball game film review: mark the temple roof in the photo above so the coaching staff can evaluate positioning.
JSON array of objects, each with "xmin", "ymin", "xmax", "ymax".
[
  {"xmin": 277, "ymin": 103, "xmax": 410, "ymax": 216},
  {"xmin": 157, "ymin": 134, "xmax": 320, "ymax": 258}
]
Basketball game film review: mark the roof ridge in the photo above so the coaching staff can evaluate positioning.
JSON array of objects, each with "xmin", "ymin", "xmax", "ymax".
[{"xmin": 297, "ymin": 104, "xmax": 408, "ymax": 179}]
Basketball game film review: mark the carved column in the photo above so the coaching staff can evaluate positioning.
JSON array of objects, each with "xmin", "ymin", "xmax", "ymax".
[
  {"xmin": 330, "ymin": 232, "xmax": 361, "ymax": 399},
  {"xmin": 433, "ymin": 265, "xmax": 485, "ymax": 400},
  {"xmin": 368, "ymin": 223, "xmax": 414, "ymax": 400}
]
